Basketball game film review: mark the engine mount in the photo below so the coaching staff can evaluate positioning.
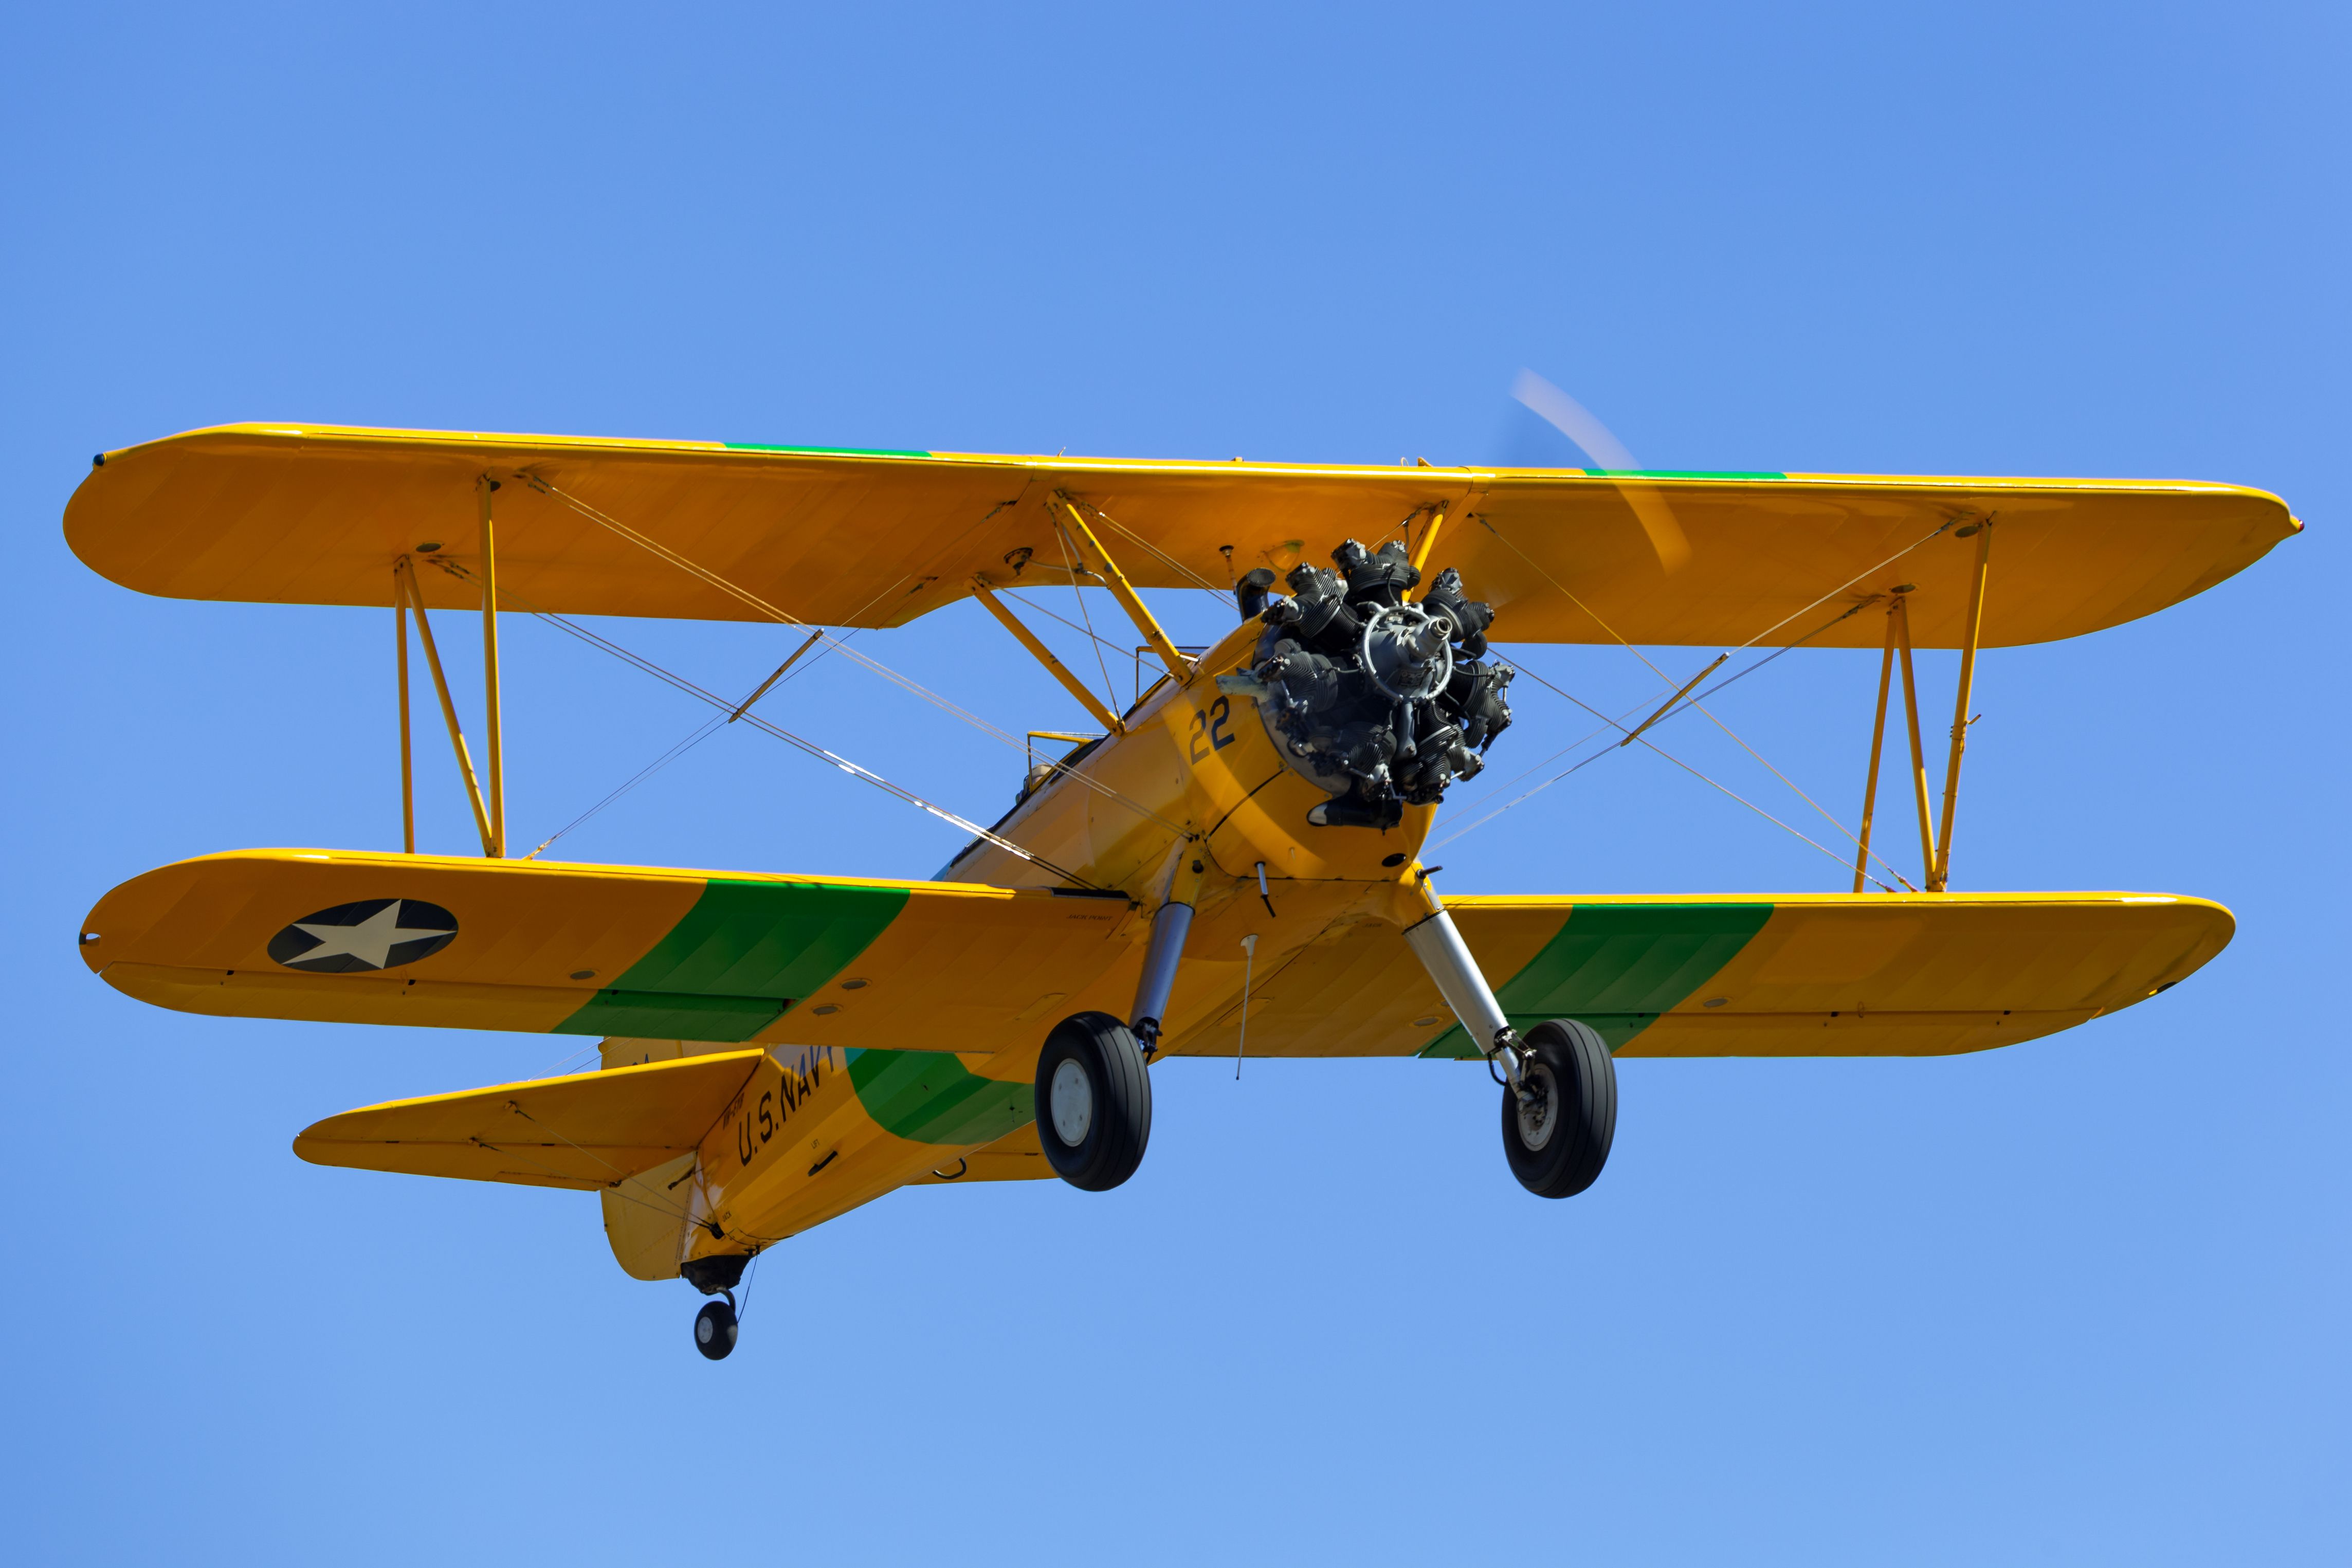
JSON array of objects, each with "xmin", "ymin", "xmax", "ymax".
[{"xmin": 1223, "ymin": 539, "xmax": 1514, "ymax": 829}]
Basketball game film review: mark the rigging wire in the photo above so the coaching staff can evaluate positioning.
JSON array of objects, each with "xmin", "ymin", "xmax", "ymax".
[
  {"xmin": 1430, "ymin": 690, "xmax": 1669, "ymax": 831},
  {"xmin": 515, "ymin": 483, "xmax": 1184, "ymax": 833},
  {"xmin": 1462, "ymin": 514, "xmax": 1957, "ymax": 879},
  {"xmin": 1000, "ymin": 586, "xmax": 1156, "ymax": 663},
  {"xmin": 427, "ymin": 560, "xmax": 1100, "ymax": 887},
  {"xmin": 531, "ymin": 478, "xmax": 1015, "ymax": 739},
  {"xmin": 1064, "ymin": 494, "xmax": 1235, "ymax": 604},
  {"xmin": 1554, "ymin": 597, "xmax": 1923, "ymax": 887},
  {"xmin": 522, "ymin": 715, "xmax": 725, "ymax": 860},
  {"xmin": 1049, "ymin": 507, "xmax": 1122, "ymax": 713},
  {"xmin": 518, "ymin": 627, "xmax": 857, "ymax": 861},
  {"xmin": 1475, "ymin": 662, "xmax": 1907, "ymax": 890}
]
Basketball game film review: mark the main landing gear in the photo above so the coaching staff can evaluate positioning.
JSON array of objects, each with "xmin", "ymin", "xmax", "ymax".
[
  {"xmin": 1403, "ymin": 897, "xmax": 1618, "ymax": 1199},
  {"xmin": 1033, "ymin": 888, "xmax": 1178, "ymax": 1192},
  {"xmin": 1034, "ymin": 1011, "xmax": 1153, "ymax": 1191},
  {"xmin": 1028, "ymin": 875, "xmax": 1612, "ymax": 1200},
  {"xmin": 1500, "ymin": 1018, "xmax": 1616, "ymax": 1198}
]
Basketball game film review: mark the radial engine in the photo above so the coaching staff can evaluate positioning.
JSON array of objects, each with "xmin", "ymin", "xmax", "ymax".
[{"xmin": 1221, "ymin": 539, "xmax": 1514, "ymax": 829}]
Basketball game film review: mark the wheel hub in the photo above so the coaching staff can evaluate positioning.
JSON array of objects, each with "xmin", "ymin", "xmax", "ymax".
[
  {"xmin": 1515, "ymin": 1063, "xmax": 1559, "ymax": 1151},
  {"xmin": 1048, "ymin": 1058, "xmax": 1094, "ymax": 1146}
]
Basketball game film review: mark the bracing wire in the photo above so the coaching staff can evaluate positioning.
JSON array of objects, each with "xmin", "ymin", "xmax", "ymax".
[
  {"xmin": 1063, "ymin": 494, "xmax": 1234, "ymax": 604},
  {"xmin": 1454, "ymin": 513, "xmax": 1959, "ymax": 881},
  {"xmin": 516, "ymin": 483, "xmax": 1185, "ymax": 833},
  {"xmin": 522, "ymin": 715, "xmax": 725, "ymax": 860},
  {"xmin": 999, "ymin": 586, "xmax": 1152, "ymax": 663},
  {"xmin": 1428, "ymin": 690, "xmax": 1671, "ymax": 843},
  {"xmin": 1472, "ymin": 661, "xmax": 1908, "ymax": 890},
  {"xmin": 521, "ymin": 625, "xmax": 853, "ymax": 860},
  {"xmin": 427, "ymin": 560, "xmax": 1100, "ymax": 887},
  {"xmin": 531, "ymin": 478, "xmax": 1017, "ymax": 739},
  {"xmin": 1048, "ymin": 507, "xmax": 1123, "ymax": 711}
]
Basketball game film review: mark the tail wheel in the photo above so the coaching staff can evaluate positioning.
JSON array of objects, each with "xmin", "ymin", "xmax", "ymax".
[
  {"xmin": 694, "ymin": 1299, "xmax": 738, "ymax": 1361},
  {"xmin": 1501, "ymin": 1018, "xmax": 1617, "ymax": 1198},
  {"xmin": 1034, "ymin": 1011, "xmax": 1153, "ymax": 1191}
]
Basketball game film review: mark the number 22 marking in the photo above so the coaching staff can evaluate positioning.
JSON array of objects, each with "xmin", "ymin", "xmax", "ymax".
[{"xmin": 1190, "ymin": 696, "xmax": 1235, "ymax": 762}]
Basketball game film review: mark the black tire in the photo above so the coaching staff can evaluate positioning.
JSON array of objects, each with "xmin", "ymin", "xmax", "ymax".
[
  {"xmin": 1033, "ymin": 1011, "xmax": 1153, "ymax": 1191},
  {"xmin": 694, "ymin": 1299, "xmax": 738, "ymax": 1361},
  {"xmin": 1501, "ymin": 1018, "xmax": 1617, "ymax": 1198}
]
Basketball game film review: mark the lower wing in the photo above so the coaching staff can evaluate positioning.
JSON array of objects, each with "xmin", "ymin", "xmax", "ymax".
[
  {"xmin": 80, "ymin": 848, "xmax": 1139, "ymax": 1052},
  {"xmin": 1158, "ymin": 891, "xmax": 2231, "ymax": 1059},
  {"xmin": 81, "ymin": 849, "xmax": 2229, "ymax": 1060}
]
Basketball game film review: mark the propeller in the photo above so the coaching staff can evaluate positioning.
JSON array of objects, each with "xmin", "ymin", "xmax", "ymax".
[{"xmin": 1510, "ymin": 368, "xmax": 1691, "ymax": 574}]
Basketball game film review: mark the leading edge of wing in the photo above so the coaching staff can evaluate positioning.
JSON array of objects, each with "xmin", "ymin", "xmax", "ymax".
[{"xmin": 65, "ymin": 422, "xmax": 2299, "ymax": 647}]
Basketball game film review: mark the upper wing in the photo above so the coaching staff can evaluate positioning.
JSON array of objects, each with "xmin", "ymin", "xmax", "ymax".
[
  {"xmin": 66, "ymin": 423, "xmax": 2298, "ymax": 648},
  {"xmin": 81, "ymin": 848, "xmax": 1142, "ymax": 1052},
  {"xmin": 1158, "ymin": 891, "xmax": 2233, "ymax": 1059}
]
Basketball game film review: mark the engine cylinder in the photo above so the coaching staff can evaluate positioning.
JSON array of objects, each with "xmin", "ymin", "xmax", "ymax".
[{"xmin": 1237, "ymin": 541, "xmax": 1514, "ymax": 830}]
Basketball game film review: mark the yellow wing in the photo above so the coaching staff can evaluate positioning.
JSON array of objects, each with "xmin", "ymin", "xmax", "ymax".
[
  {"xmin": 80, "ymin": 848, "xmax": 1145, "ymax": 1053},
  {"xmin": 1157, "ymin": 891, "xmax": 2233, "ymax": 1060},
  {"xmin": 65, "ymin": 423, "xmax": 2298, "ymax": 648},
  {"xmin": 82, "ymin": 849, "xmax": 2231, "ymax": 1063}
]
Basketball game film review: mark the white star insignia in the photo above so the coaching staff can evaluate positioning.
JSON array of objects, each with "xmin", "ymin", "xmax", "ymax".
[{"xmin": 288, "ymin": 901, "xmax": 456, "ymax": 970}]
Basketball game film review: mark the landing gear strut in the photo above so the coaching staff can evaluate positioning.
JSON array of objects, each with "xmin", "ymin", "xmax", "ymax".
[
  {"xmin": 682, "ymin": 1252, "xmax": 749, "ymax": 1361},
  {"xmin": 1034, "ymin": 1011, "xmax": 1153, "ymax": 1191},
  {"xmin": 1402, "ymin": 894, "xmax": 1618, "ymax": 1198}
]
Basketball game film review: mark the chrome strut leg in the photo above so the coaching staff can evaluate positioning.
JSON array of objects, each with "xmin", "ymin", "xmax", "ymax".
[
  {"xmin": 1130, "ymin": 900, "xmax": 1194, "ymax": 1056},
  {"xmin": 1402, "ymin": 905, "xmax": 1526, "ymax": 1085}
]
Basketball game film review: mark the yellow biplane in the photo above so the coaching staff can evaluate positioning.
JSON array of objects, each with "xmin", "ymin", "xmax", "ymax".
[{"xmin": 67, "ymin": 422, "xmax": 2299, "ymax": 1358}]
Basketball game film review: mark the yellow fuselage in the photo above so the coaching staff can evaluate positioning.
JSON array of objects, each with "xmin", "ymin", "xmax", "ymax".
[{"xmin": 672, "ymin": 615, "xmax": 1435, "ymax": 1265}]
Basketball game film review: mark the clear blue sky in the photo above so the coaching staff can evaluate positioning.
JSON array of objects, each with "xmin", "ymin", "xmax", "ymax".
[{"xmin": 5, "ymin": 3, "xmax": 2345, "ymax": 1563}]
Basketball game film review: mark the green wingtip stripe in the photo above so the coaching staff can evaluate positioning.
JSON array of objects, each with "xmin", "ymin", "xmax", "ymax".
[
  {"xmin": 554, "ymin": 879, "xmax": 909, "ymax": 1042},
  {"xmin": 1579, "ymin": 469, "xmax": 1788, "ymax": 481},
  {"xmin": 1419, "ymin": 902, "xmax": 1776, "ymax": 1058},
  {"xmin": 725, "ymin": 442, "xmax": 935, "ymax": 459}
]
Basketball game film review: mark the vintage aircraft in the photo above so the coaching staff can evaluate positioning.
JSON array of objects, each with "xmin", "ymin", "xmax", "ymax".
[{"xmin": 67, "ymin": 423, "xmax": 2300, "ymax": 1358}]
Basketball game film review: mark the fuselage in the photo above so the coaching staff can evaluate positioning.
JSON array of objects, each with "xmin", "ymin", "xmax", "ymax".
[{"xmin": 670, "ymin": 614, "xmax": 1442, "ymax": 1268}]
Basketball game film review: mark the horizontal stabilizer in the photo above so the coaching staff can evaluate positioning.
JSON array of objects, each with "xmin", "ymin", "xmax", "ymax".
[{"xmin": 294, "ymin": 1049, "xmax": 767, "ymax": 1190}]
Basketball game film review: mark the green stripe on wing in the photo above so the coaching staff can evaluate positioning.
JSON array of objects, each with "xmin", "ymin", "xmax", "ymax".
[
  {"xmin": 847, "ymin": 1049, "xmax": 1032, "ymax": 1146},
  {"xmin": 555, "ymin": 879, "xmax": 909, "ymax": 1042},
  {"xmin": 1420, "ymin": 902, "xmax": 1774, "ymax": 1057}
]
